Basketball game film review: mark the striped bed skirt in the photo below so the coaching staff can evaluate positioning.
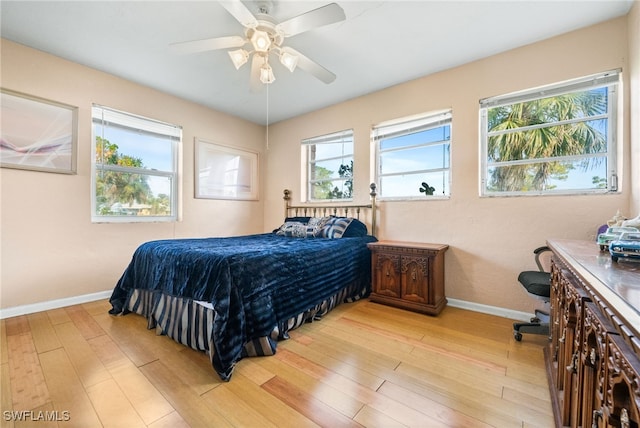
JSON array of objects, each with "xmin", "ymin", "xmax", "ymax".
[{"xmin": 123, "ymin": 281, "xmax": 368, "ymax": 377}]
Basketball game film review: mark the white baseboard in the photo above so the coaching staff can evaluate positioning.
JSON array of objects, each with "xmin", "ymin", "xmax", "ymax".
[
  {"xmin": 0, "ymin": 290, "xmax": 112, "ymax": 319},
  {"xmin": 447, "ymin": 298, "xmax": 535, "ymax": 322},
  {"xmin": 1, "ymin": 292, "xmax": 534, "ymax": 322}
]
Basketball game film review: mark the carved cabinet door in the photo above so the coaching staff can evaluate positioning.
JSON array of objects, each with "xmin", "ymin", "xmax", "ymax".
[
  {"xmin": 401, "ymin": 255, "xmax": 429, "ymax": 304},
  {"xmin": 373, "ymin": 252, "xmax": 401, "ymax": 299},
  {"xmin": 603, "ymin": 334, "xmax": 640, "ymax": 428}
]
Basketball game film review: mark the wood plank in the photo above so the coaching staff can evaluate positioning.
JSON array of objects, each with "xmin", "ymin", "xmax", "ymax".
[
  {"xmin": 147, "ymin": 411, "xmax": 190, "ymax": 428},
  {"xmin": 1, "ymin": 363, "xmax": 15, "ymax": 428},
  {"xmin": 4, "ymin": 316, "xmax": 29, "ymax": 337},
  {"xmin": 38, "ymin": 348, "xmax": 102, "ymax": 428},
  {"xmin": 233, "ymin": 357, "xmax": 275, "ymax": 385},
  {"xmin": 502, "ymin": 385, "xmax": 554, "ymax": 417},
  {"xmin": 377, "ymin": 380, "xmax": 493, "ymax": 427},
  {"xmin": 92, "ymin": 312, "xmax": 163, "ymax": 367},
  {"xmin": 139, "ymin": 360, "xmax": 232, "ymax": 427},
  {"xmin": 46, "ymin": 308, "xmax": 71, "ymax": 326},
  {"xmin": 87, "ymin": 334, "xmax": 175, "ymax": 425},
  {"xmin": 274, "ymin": 348, "xmax": 383, "ymax": 401},
  {"xmin": 303, "ymin": 328, "xmax": 402, "ymax": 373},
  {"xmin": 271, "ymin": 346, "xmax": 467, "ymax": 427},
  {"xmin": 6, "ymin": 333, "xmax": 50, "ymax": 411},
  {"xmin": 1, "ymin": 320, "xmax": 8, "ymax": 365},
  {"xmin": 261, "ymin": 376, "xmax": 362, "ymax": 428},
  {"xmin": 256, "ymin": 353, "xmax": 365, "ymax": 419},
  {"xmin": 201, "ymin": 381, "xmax": 280, "ymax": 428},
  {"xmin": 337, "ymin": 315, "xmax": 508, "ymax": 374},
  {"xmin": 158, "ymin": 347, "xmax": 224, "ymax": 396},
  {"xmin": 52, "ymin": 321, "xmax": 111, "ymax": 388},
  {"xmin": 390, "ymin": 364, "xmax": 553, "ymax": 427},
  {"xmin": 65, "ymin": 305, "xmax": 105, "ymax": 340},
  {"xmin": 352, "ymin": 404, "xmax": 407, "ymax": 428},
  {"xmin": 218, "ymin": 372, "xmax": 319, "ymax": 428},
  {"xmin": 85, "ymin": 378, "xmax": 146, "ymax": 428},
  {"xmin": 26, "ymin": 312, "xmax": 61, "ymax": 354},
  {"xmin": 279, "ymin": 338, "xmax": 385, "ymax": 391},
  {"xmin": 81, "ymin": 300, "xmax": 111, "ymax": 316}
]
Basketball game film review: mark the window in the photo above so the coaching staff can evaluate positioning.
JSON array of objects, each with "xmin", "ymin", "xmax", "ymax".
[
  {"xmin": 91, "ymin": 105, "xmax": 181, "ymax": 222},
  {"xmin": 303, "ymin": 129, "xmax": 353, "ymax": 201},
  {"xmin": 373, "ymin": 110, "xmax": 451, "ymax": 199},
  {"xmin": 480, "ymin": 69, "xmax": 620, "ymax": 196}
]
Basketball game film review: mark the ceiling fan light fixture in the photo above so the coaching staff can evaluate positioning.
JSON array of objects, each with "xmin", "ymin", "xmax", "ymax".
[
  {"xmin": 260, "ymin": 62, "xmax": 275, "ymax": 84},
  {"xmin": 279, "ymin": 50, "xmax": 298, "ymax": 72},
  {"xmin": 250, "ymin": 29, "xmax": 271, "ymax": 53},
  {"xmin": 228, "ymin": 49, "xmax": 249, "ymax": 69}
]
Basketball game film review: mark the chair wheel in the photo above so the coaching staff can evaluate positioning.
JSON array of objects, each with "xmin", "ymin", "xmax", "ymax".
[{"xmin": 514, "ymin": 332, "xmax": 522, "ymax": 341}]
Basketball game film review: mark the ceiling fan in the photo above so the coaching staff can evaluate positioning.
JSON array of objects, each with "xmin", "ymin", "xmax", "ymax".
[{"xmin": 170, "ymin": 0, "xmax": 346, "ymax": 90}]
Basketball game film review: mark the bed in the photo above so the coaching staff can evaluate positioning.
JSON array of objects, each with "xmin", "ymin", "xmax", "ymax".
[{"xmin": 108, "ymin": 185, "xmax": 378, "ymax": 381}]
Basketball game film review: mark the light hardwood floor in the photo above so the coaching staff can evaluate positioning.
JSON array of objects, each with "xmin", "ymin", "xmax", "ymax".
[{"xmin": 1, "ymin": 299, "xmax": 553, "ymax": 427}]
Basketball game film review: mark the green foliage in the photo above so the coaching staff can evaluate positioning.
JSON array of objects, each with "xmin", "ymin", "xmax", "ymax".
[
  {"xmin": 592, "ymin": 175, "xmax": 608, "ymax": 189},
  {"xmin": 311, "ymin": 160, "xmax": 353, "ymax": 200},
  {"xmin": 487, "ymin": 91, "xmax": 607, "ymax": 192},
  {"xmin": 419, "ymin": 182, "xmax": 435, "ymax": 196},
  {"xmin": 95, "ymin": 136, "xmax": 169, "ymax": 216}
]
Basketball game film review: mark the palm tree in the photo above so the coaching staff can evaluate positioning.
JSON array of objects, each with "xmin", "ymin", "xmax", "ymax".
[{"xmin": 487, "ymin": 90, "xmax": 607, "ymax": 191}]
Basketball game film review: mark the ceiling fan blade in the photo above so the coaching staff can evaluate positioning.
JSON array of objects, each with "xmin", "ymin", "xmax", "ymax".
[
  {"xmin": 249, "ymin": 54, "xmax": 263, "ymax": 92},
  {"xmin": 276, "ymin": 3, "xmax": 345, "ymax": 37},
  {"xmin": 169, "ymin": 36, "xmax": 246, "ymax": 54},
  {"xmin": 220, "ymin": 0, "xmax": 258, "ymax": 28},
  {"xmin": 285, "ymin": 47, "xmax": 336, "ymax": 84}
]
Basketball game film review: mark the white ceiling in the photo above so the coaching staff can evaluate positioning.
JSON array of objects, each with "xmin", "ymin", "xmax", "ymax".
[{"xmin": 1, "ymin": 1, "xmax": 634, "ymax": 125}]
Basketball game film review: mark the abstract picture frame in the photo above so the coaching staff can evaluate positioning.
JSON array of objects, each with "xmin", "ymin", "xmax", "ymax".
[
  {"xmin": 195, "ymin": 138, "xmax": 259, "ymax": 201},
  {"xmin": 1, "ymin": 88, "xmax": 78, "ymax": 174}
]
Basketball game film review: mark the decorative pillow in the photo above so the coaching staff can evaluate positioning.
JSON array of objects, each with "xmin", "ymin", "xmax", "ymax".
[
  {"xmin": 274, "ymin": 217, "xmax": 329, "ymax": 238},
  {"xmin": 342, "ymin": 218, "xmax": 368, "ymax": 237},
  {"xmin": 315, "ymin": 216, "xmax": 353, "ymax": 239},
  {"xmin": 275, "ymin": 221, "xmax": 314, "ymax": 238}
]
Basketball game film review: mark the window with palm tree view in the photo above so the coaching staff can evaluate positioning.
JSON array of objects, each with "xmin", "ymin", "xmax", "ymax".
[
  {"xmin": 373, "ymin": 110, "xmax": 451, "ymax": 199},
  {"xmin": 91, "ymin": 105, "xmax": 180, "ymax": 222},
  {"xmin": 304, "ymin": 129, "xmax": 353, "ymax": 201},
  {"xmin": 480, "ymin": 70, "xmax": 619, "ymax": 196}
]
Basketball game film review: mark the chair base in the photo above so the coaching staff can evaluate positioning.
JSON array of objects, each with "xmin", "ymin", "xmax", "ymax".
[{"xmin": 513, "ymin": 311, "xmax": 550, "ymax": 341}]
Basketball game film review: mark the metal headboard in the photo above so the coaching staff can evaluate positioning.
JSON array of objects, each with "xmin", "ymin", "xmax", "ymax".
[{"xmin": 283, "ymin": 183, "xmax": 378, "ymax": 237}]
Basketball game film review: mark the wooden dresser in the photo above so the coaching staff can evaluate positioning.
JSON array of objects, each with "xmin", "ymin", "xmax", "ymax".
[
  {"xmin": 367, "ymin": 241, "xmax": 448, "ymax": 315},
  {"xmin": 546, "ymin": 239, "xmax": 640, "ymax": 428}
]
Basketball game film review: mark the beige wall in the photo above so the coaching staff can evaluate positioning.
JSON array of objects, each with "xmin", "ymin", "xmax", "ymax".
[
  {"xmin": 629, "ymin": 2, "xmax": 640, "ymax": 215},
  {"xmin": 2, "ymin": 11, "xmax": 637, "ymax": 316},
  {"xmin": 0, "ymin": 39, "xmax": 265, "ymax": 309},
  {"xmin": 265, "ymin": 17, "xmax": 633, "ymax": 314}
]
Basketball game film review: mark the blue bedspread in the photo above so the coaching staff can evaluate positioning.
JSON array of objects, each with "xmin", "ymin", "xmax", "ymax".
[{"xmin": 109, "ymin": 233, "xmax": 376, "ymax": 380}]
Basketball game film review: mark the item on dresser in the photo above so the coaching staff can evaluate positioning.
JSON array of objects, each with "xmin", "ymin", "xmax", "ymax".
[{"xmin": 609, "ymin": 231, "xmax": 640, "ymax": 263}]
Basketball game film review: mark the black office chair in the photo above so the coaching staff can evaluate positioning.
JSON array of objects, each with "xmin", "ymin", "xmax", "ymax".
[{"xmin": 513, "ymin": 246, "xmax": 552, "ymax": 341}]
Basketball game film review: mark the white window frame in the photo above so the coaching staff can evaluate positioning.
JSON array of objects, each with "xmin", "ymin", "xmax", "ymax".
[
  {"xmin": 303, "ymin": 129, "xmax": 354, "ymax": 202},
  {"xmin": 91, "ymin": 105, "xmax": 181, "ymax": 223},
  {"xmin": 373, "ymin": 110, "xmax": 452, "ymax": 200},
  {"xmin": 480, "ymin": 69, "xmax": 620, "ymax": 197}
]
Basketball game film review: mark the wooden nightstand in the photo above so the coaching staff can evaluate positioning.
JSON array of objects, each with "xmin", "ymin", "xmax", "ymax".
[{"xmin": 367, "ymin": 241, "xmax": 448, "ymax": 315}]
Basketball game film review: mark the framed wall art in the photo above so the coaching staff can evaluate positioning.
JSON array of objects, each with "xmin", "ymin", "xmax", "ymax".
[
  {"xmin": 195, "ymin": 138, "xmax": 259, "ymax": 200},
  {"xmin": 1, "ymin": 88, "xmax": 78, "ymax": 174}
]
